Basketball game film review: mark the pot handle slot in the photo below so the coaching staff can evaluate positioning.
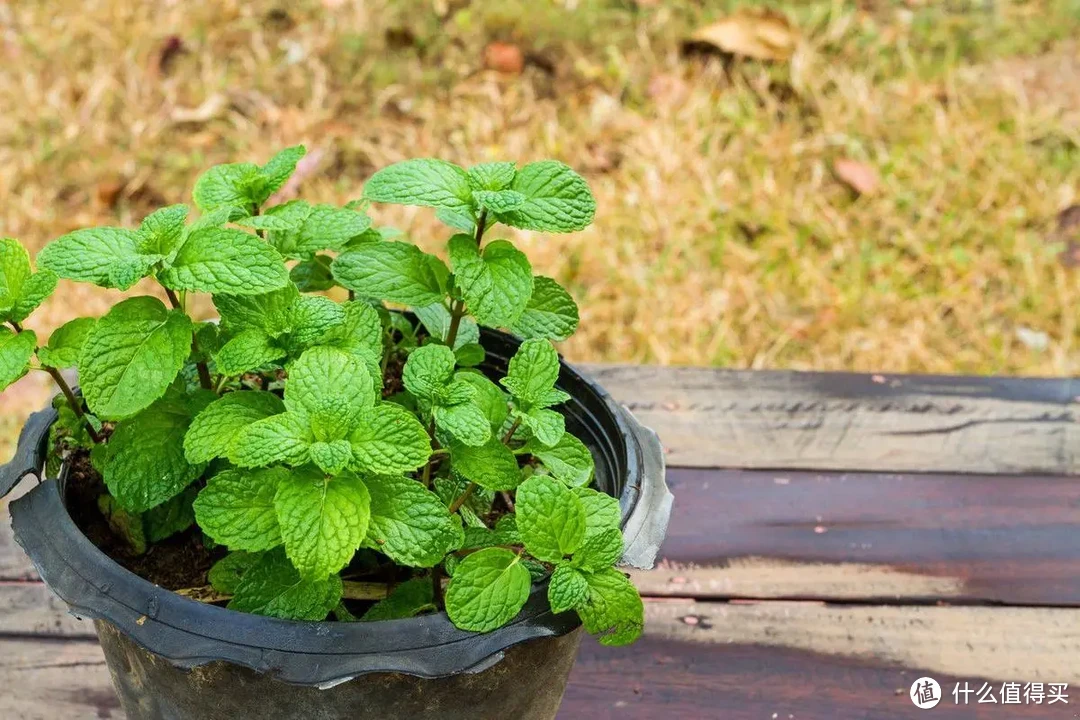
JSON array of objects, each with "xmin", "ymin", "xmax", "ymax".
[
  {"xmin": 617, "ymin": 406, "xmax": 674, "ymax": 570},
  {"xmin": 0, "ymin": 407, "xmax": 57, "ymax": 499}
]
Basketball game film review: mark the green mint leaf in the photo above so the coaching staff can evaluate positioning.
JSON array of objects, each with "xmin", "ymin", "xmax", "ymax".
[
  {"xmin": 78, "ymin": 296, "xmax": 192, "ymax": 420},
  {"xmin": 0, "ymin": 238, "xmax": 32, "ymax": 315},
  {"xmin": 497, "ymin": 160, "xmax": 596, "ymax": 233},
  {"xmin": 214, "ymin": 329, "xmax": 285, "ymax": 376},
  {"xmin": 434, "ymin": 400, "xmax": 491, "ymax": 447},
  {"xmin": 515, "ymin": 475, "xmax": 586, "ymax": 563},
  {"xmin": 136, "ymin": 204, "xmax": 189, "ymax": 256},
  {"xmin": 449, "ymin": 437, "xmax": 521, "ymax": 491},
  {"xmin": 285, "ymin": 294, "xmax": 346, "ymax": 351},
  {"xmin": 194, "ymin": 467, "xmax": 286, "ymax": 551},
  {"xmin": 37, "ymin": 227, "xmax": 159, "ymax": 290},
  {"xmin": 184, "ymin": 391, "xmax": 285, "ymax": 464},
  {"xmin": 573, "ymin": 487, "xmax": 622, "ymax": 540},
  {"xmin": 214, "ymin": 283, "xmax": 299, "ymax": 336},
  {"xmin": 467, "ymin": 162, "xmax": 517, "ymax": 192},
  {"xmin": 229, "ymin": 412, "xmax": 314, "ymax": 468},
  {"xmin": 235, "ymin": 200, "xmax": 311, "ymax": 232},
  {"xmin": 228, "ymin": 547, "xmax": 342, "ymax": 621},
  {"xmin": 365, "ymin": 475, "xmax": 458, "ymax": 567},
  {"xmin": 0, "ymin": 328, "xmax": 36, "ymax": 391},
  {"xmin": 38, "ymin": 317, "xmax": 96, "ymax": 369},
  {"xmin": 143, "ymin": 486, "xmax": 197, "ymax": 543},
  {"xmin": 525, "ymin": 432, "xmax": 595, "ymax": 488},
  {"xmin": 286, "ymin": 346, "xmax": 376, "ymax": 440},
  {"xmin": 0, "ymin": 239, "xmax": 58, "ymax": 322},
  {"xmin": 310, "ymin": 439, "xmax": 354, "ymax": 475},
  {"xmin": 473, "ymin": 189, "xmax": 526, "ymax": 214},
  {"xmin": 413, "ymin": 302, "xmax": 479, "ymax": 350},
  {"xmin": 272, "ymin": 204, "xmax": 372, "ymax": 259},
  {"xmin": 361, "ymin": 577, "xmax": 435, "ymax": 621},
  {"xmin": 548, "ymin": 564, "xmax": 589, "ymax": 614},
  {"xmin": 435, "ymin": 208, "xmax": 477, "ymax": 233},
  {"xmin": 290, "ymin": 254, "xmax": 336, "ymax": 291},
  {"xmin": 500, "ymin": 338, "xmax": 561, "ymax": 410},
  {"xmin": 402, "ymin": 343, "xmax": 456, "ymax": 401},
  {"xmin": 445, "ymin": 547, "xmax": 531, "ymax": 632},
  {"xmin": 509, "ymin": 276, "xmax": 579, "ymax": 342},
  {"xmin": 193, "ymin": 163, "xmax": 262, "ymax": 213},
  {"xmin": 9, "ymin": 270, "xmax": 57, "ymax": 323},
  {"xmin": 97, "ymin": 494, "xmax": 147, "ymax": 554},
  {"xmin": 577, "ymin": 567, "xmax": 643, "ymax": 646},
  {"xmin": 460, "ymin": 525, "xmax": 497, "ymax": 550},
  {"xmin": 516, "ymin": 407, "xmax": 565, "ymax": 448},
  {"xmin": 455, "ymin": 370, "xmax": 509, "ymax": 431},
  {"xmin": 454, "ymin": 342, "xmax": 485, "ymax": 367},
  {"xmin": 208, "ymin": 551, "xmax": 256, "ymax": 594},
  {"xmin": 362, "ymin": 158, "xmax": 474, "ymax": 217},
  {"xmin": 348, "ymin": 403, "xmax": 431, "ymax": 474},
  {"xmin": 103, "ymin": 393, "xmax": 207, "ymax": 512},
  {"xmin": 325, "ymin": 300, "xmax": 384, "ymax": 360},
  {"xmin": 572, "ymin": 527, "xmax": 624, "ymax": 573},
  {"xmin": 331, "ymin": 241, "xmax": 448, "ymax": 306},
  {"xmin": 448, "ymin": 236, "xmax": 533, "ymax": 328},
  {"xmin": 258, "ymin": 145, "xmax": 307, "ymax": 200},
  {"xmin": 158, "ymin": 227, "xmax": 289, "ymax": 295},
  {"xmin": 274, "ymin": 468, "xmax": 371, "ymax": 580}
]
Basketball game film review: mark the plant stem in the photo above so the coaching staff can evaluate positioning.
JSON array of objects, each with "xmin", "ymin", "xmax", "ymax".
[
  {"xmin": 431, "ymin": 566, "xmax": 444, "ymax": 609},
  {"xmin": 175, "ymin": 581, "xmax": 388, "ymax": 604},
  {"xmin": 163, "ymin": 287, "xmax": 213, "ymax": 391},
  {"xmin": 447, "ymin": 482, "xmax": 477, "ymax": 514},
  {"xmin": 421, "ymin": 418, "xmax": 438, "ymax": 488},
  {"xmin": 11, "ymin": 321, "xmax": 103, "ymax": 443},
  {"xmin": 502, "ymin": 417, "xmax": 522, "ymax": 446},
  {"xmin": 500, "ymin": 491, "xmax": 515, "ymax": 512},
  {"xmin": 443, "ymin": 210, "xmax": 488, "ymax": 349}
]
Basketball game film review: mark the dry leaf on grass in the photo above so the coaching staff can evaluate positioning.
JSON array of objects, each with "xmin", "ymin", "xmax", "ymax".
[
  {"xmin": 483, "ymin": 42, "xmax": 524, "ymax": 74},
  {"xmin": 833, "ymin": 158, "xmax": 880, "ymax": 196},
  {"xmin": 687, "ymin": 9, "xmax": 798, "ymax": 62}
]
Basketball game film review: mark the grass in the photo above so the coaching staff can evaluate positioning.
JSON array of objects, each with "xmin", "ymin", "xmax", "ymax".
[{"xmin": 1, "ymin": 0, "xmax": 1079, "ymax": 455}]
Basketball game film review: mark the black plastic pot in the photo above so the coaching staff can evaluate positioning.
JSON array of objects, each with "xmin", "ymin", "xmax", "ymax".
[{"xmin": 0, "ymin": 327, "xmax": 673, "ymax": 720}]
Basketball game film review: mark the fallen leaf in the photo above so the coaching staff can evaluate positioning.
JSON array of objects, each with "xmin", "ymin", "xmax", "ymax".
[
  {"xmin": 833, "ymin": 158, "xmax": 879, "ymax": 196},
  {"xmin": 1054, "ymin": 204, "xmax": 1080, "ymax": 239},
  {"xmin": 484, "ymin": 42, "xmax": 524, "ymax": 74},
  {"xmin": 155, "ymin": 35, "xmax": 185, "ymax": 77},
  {"xmin": 686, "ymin": 9, "xmax": 798, "ymax": 62},
  {"xmin": 96, "ymin": 179, "xmax": 126, "ymax": 209},
  {"xmin": 1015, "ymin": 326, "xmax": 1049, "ymax": 351}
]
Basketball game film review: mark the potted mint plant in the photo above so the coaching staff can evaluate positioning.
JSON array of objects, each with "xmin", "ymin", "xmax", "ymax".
[{"xmin": 0, "ymin": 149, "xmax": 672, "ymax": 720}]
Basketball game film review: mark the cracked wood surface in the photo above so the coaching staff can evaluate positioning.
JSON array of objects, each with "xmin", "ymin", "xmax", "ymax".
[{"xmin": 581, "ymin": 365, "xmax": 1080, "ymax": 475}]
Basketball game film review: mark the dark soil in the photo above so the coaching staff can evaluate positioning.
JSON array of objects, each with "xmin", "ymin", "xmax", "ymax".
[{"xmin": 64, "ymin": 449, "xmax": 219, "ymax": 590}]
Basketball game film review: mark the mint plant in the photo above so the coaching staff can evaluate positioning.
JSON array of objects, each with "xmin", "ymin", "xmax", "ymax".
[{"xmin": 0, "ymin": 150, "xmax": 644, "ymax": 645}]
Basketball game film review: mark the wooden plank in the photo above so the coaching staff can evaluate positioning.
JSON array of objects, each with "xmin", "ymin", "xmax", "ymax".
[
  {"xmin": 3, "ymin": 600, "xmax": 1076, "ymax": 720},
  {"xmin": 629, "ymin": 467, "xmax": 1080, "ymax": 606},
  {"xmin": 582, "ymin": 364, "xmax": 1080, "ymax": 475},
  {"xmin": 0, "ymin": 582, "xmax": 94, "ymax": 637}
]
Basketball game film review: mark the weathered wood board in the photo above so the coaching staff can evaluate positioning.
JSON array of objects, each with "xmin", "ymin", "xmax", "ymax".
[
  {"xmin": 3, "ymin": 599, "xmax": 1074, "ymax": 720},
  {"xmin": 582, "ymin": 364, "xmax": 1080, "ymax": 475}
]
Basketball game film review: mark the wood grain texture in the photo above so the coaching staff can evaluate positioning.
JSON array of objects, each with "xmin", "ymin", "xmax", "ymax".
[
  {"xmin": 634, "ymin": 467, "xmax": 1080, "ymax": 605},
  {"xmin": 2, "ymin": 600, "xmax": 1075, "ymax": 720},
  {"xmin": 581, "ymin": 364, "xmax": 1080, "ymax": 475}
]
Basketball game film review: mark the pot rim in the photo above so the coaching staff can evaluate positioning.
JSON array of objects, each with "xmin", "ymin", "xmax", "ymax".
[{"xmin": 5, "ymin": 328, "xmax": 671, "ymax": 684}]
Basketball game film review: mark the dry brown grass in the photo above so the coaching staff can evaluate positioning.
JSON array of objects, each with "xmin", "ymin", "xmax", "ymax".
[{"xmin": 1, "ymin": 0, "xmax": 1079, "ymax": 456}]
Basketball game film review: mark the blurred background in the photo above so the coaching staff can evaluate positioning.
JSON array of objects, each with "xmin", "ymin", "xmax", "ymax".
[{"xmin": 1, "ymin": 0, "xmax": 1079, "ymax": 455}]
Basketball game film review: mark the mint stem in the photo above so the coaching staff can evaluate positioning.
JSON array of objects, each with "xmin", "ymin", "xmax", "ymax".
[
  {"xmin": 162, "ymin": 287, "xmax": 213, "ymax": 391},
  {"xmin": 10, "ymin": 320, "xmax": 102, "ymax": 443},
  {"xmin": 447, "ymin": 482, "xmax": 477, "ymax": 514},
  {"xmin": 501, "ymin": 417, "xmax": 521, "ymax": 445},
  {"xmin": 443, "ymin": 210, "xmax": 487, "ymax": 349}
]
